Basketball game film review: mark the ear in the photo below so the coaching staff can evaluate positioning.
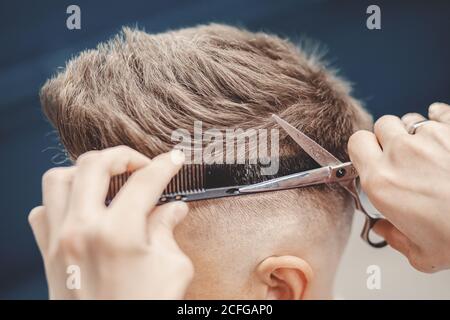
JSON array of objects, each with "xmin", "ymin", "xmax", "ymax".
[{"xmin": 255, "ymin": 256, "xmax": 313, "ymax": 300}]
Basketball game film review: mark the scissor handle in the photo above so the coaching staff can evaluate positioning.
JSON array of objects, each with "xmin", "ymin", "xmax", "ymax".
[
  {"xmin": 343, "ymin": 179, "xmax": 387, "ymax": 248},
  {"xmin": 360, "ymin": 215, "xmax": 387, "ymax": 248}
]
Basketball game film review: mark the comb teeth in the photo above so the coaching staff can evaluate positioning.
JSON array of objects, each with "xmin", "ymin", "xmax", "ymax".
[
  {"xmin": 164, "ymin": 163, "xmax": 205, "ymax": 195},
  {"xmin": 106, "ymin": 164, "xmax": 206, "ymax": 204}
]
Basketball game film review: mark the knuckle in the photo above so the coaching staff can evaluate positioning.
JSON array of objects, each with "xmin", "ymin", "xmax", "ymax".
[
  {"xmin": 429, "ymin": 102, "xmax": 441, "ymax": 111},
  {"xmin": 58, "ymin": 226, "xmax": 87, "ymax": 257},
  {"xmin": 91, "ymin": 224, "xmax": 115, "ymax": 245},
  {"xmin": 76, "ymin": 151, "xmax": 101, "ymax": 166},
  {"xmin": 379, "ymin": 114, "xmax": 398, "ymax": 123},
  {"xmin": 108, "ymin": 145, "xmax": 134, "ymax": 153},
  {"xmin": 28, "ymin": 206, "xmax": 44, "ymax": 226},
  {"xmin": 374, "ymin": 115, "xmax": 397, "ymax": 131},
  {"xmin": 401, "ymin": 113, "xmax": 424, "ymax": 127},
  {"xmin": 401, "ymin": 112, "xmax": 421, "ymax": 120},
  {"xmin": 42, "ymin": 167, "xmax": 68, "ymax": 186},
  {"xmin": 348, "ymin": 130, "xmax": 366, "ymax": 150},
  {"xmin": 348, "ymin": 130, "xmax": 374, "ymax": 159},
  {"xmin": 429, "ymin": 102, "xmax": 449, "ymax": 117},
  {"xmin": 90, "ymin": 227, "xmax": 117, "ymax": 254}
]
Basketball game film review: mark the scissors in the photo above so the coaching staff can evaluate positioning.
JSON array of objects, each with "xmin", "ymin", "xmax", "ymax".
[
  {"xmin": 107, "ymin": 114, "xmax": 387, "ymax": 248},
  {"xmin": 240, "ymin": 114, "xmax": 387, "ymax": 248}
]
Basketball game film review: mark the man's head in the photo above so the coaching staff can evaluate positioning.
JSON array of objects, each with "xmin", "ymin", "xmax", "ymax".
[{"xmin": 41, "ymin": 24, "xmax": 372, "ymax": 299}]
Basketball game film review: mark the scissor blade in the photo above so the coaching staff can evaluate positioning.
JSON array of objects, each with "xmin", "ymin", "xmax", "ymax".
[
  {"xmin": 239, "ymin": 166, "xmax": 333, "ymax": 193},
  {"xmin": 272, "ymin": 114, "xmax": 341, "ymax": 167}
]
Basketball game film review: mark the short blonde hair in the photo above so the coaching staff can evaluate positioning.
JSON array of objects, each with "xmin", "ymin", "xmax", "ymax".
[
  {"xmin": 41, "ymin": 24, "xmax": 373, "ymax": 264},
  {"xmin": 41, "ymin": 24, "xmax": 371, "ymax": 161}
]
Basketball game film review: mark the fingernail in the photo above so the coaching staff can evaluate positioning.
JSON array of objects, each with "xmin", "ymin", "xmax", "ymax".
[{"xmin": 170, "ymin": 149, "xmax": 186, "ymax": 165}]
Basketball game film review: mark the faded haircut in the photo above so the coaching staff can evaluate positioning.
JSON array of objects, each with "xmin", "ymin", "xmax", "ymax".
[{"xmin": 40, "ymin": 24, "xmax": 373, "ymax": 258}]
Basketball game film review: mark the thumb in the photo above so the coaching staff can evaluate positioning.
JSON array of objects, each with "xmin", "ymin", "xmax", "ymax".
[
  {"xmin": 147, "ymin": 201, "xmax": 189, "ymax": 240},
  {"xmin": 373, "ymin": 219, "xmax": 414, "ymax": 258}
]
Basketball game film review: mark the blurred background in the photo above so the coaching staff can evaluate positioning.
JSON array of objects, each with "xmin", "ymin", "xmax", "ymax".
[{"xmin": 0, "ymin": 0, "xmax": 449, "ymax": 299}]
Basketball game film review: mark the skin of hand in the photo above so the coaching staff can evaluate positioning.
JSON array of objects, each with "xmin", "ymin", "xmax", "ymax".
[
  {"xmin": 28, "ymin": 146, "xmax": 194, "ymax": 299},
  {"xmin": 348, "ymin": 102, "xmax": 450, "ymax": 273}
]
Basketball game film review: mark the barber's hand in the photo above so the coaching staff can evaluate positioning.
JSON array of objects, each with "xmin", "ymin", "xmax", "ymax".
[
  {"xmin": 28, "ymin": 146, "xmax": 193, "ymax": 299},
  {"xmin": 348, "ymin": 102, "xmax": 450, "ymax": 273}
]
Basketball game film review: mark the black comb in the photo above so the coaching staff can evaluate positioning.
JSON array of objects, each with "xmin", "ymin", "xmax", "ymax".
[
  {"xmin": 106, "ymin": 163, "xmax": 243, "ymax": 205},
  {"xmin": 105, "ymin": 156, "xmax": 318, "ymax": 205}
]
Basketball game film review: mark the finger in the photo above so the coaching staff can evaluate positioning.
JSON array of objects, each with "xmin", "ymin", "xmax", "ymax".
[
  {"xmin": 374, "ymin": 115, "xmax": 408, "ymax": 148},
  {"xmin": 429, "ymin": 102, "xmax": 450, "ymax": 125},
  {"xmin": 348, "ymin": 130, "xmax": 383, "ymax": 179},
  {"xmin": 68, "ymin": 146, "xmax": 151, "ymax": 218},
  {"xmin": 42, "ymin": 167, "xmax": 76, "ymax": 241},
  {"xmin": 111, "ymin": 150, "xmax": 185, "ymax": 228},
  {"xmin": 401, "ymin": 113, "xmax": 427, "ymax": 133},
  {"xmin": 147, "ymin": 201, "xmax": 189, "ymax": 242},
  {"xmin": 373, "ymin": 219, "xmax": 413, "ymax": 257},
  {"xmin": 28, "ymin": 206, "xmax": 49, "ymax": 255}
]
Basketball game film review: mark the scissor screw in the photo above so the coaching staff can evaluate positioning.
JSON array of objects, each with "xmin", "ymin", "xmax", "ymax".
[{"xmin": 336, "ymin": 168, "xmax": 346, "ymax": 178}]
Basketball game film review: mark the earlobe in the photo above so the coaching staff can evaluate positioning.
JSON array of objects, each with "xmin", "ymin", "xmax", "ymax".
[{"xmin": 255, "ymin": 256, "xmax": 313, "ymax": 300}]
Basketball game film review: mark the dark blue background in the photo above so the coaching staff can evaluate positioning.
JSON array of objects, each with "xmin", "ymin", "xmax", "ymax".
[{"xmin": 0, "ymin": 0, "xmax": 449, "ymax": 299}]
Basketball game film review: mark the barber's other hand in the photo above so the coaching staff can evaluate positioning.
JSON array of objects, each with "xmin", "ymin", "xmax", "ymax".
[
  {"xmin": 348, "ymin": 102, "xmax": 450, "ymax": 273},
  {"xmin": 28, "ymin": 146, "xmax": 193, "ymax": 299}
]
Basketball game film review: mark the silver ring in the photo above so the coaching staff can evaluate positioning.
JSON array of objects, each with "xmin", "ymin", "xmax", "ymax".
[{"xmin": 407, "ymin": 119, "xmax": 430, "ymax": 135}]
